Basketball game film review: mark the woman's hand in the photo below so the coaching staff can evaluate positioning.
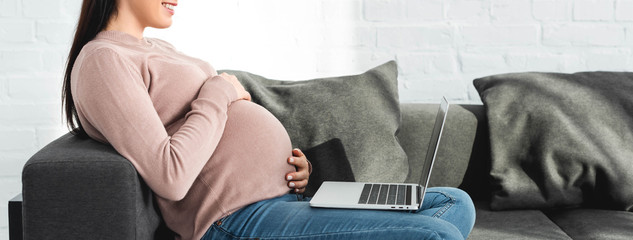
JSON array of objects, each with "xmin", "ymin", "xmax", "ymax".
[
  {"xmin": 218, "ymin": 72, "xmax": 251, "ymax": 101},
  {"xmin": 286, "ymin": 148, "xmax": 312, "ymax": 194}
]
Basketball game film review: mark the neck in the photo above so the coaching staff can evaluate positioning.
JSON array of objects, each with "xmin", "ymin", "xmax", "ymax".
[{"xmin": 104, "ymin": 9, "xmax": 145, "ymax": 39}]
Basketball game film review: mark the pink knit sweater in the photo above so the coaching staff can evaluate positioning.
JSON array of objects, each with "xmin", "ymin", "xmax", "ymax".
[{"xmin": 71, "ymin": 30, "xmax": 295, "ymax": 240}]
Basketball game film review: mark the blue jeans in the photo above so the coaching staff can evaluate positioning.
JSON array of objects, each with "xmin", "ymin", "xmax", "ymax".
[{"xmin": 201, "ymin": 187, "xmax": 475, "ymax": 240}]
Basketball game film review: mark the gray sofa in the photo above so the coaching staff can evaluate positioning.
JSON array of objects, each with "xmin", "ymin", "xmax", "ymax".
[{"xmin": 20, "ymin": 102, "xmax": 633, "ymax": 239}]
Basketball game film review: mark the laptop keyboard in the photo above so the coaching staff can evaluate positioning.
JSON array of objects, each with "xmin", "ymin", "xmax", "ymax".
[{"xmin": 358, "ymin": 184, "xmax": 412, "ymax": 205}]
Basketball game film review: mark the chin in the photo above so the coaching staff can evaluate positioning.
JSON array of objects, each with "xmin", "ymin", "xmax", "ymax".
[{"xmin": 154, "ymin": 20, "xmax": 173, "ymax": 29}]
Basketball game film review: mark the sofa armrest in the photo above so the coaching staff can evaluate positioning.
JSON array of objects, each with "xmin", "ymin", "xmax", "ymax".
[
  {"xmin": 22, "ymin": 133, "xmax": 171, "ymax": 240},
  {"xmin": 9, "ymin": 194, "xmax": 23, "ymax": 240}
]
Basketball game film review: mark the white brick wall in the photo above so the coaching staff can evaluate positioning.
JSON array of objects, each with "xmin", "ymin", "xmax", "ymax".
[{"xmin": 1, "ymin": 0, "xmax": 633, "ymax": 237}]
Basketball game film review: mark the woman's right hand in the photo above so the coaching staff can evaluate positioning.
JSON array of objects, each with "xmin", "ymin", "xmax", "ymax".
[{"xmin": 218, "ymin": 72, "xmax": 251, "ymax": 101}]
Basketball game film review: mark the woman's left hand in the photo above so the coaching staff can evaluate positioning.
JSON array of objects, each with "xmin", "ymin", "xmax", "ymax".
[{"xmin": 286, "ymin": 148, "xmax": 312, "ymax": 194}]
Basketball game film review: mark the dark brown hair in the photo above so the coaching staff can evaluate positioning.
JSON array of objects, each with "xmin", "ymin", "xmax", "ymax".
[{"xmin": 62, "ymin": 0, "xmax": 117, "ymax": 137}]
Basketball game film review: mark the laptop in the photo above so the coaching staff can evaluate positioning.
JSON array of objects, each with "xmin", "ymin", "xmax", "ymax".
[{"xmin": 309, "ymin": 97, "xmax": 449, "ymax": 211}]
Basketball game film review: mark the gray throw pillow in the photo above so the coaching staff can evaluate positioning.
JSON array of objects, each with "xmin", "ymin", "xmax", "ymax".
[
  {"xmin": 474, "ymin": 72, "xmax": 633, "ymax": 211},
  {"xmin": 222, "ymin": 61, "xmax": 408, "ymax": 183}
]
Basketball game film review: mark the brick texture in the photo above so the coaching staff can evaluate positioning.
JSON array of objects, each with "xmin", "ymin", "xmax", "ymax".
[{"xmin": 2, "ymin": 1, "xmax": 633, "ymax": 238}]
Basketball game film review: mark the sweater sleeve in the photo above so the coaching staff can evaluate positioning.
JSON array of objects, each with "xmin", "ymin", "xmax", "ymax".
[{"xmin": 72, "ymin": 48, "xmax": 238, "ymax": 201}]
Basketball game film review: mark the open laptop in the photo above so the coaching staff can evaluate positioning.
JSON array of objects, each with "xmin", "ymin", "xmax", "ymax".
[{"xmin": 309, "ymin": 97, "xmax": 449, "ymax": 211}]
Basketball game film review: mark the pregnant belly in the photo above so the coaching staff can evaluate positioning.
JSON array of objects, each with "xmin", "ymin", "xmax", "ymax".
[
  {"xmin": 219, "ymin": 100, "xmax": 294, "ymax": 163},
  {"xmin": 199, "ymin": 100, "xmax": 295, "ymax": 209}
]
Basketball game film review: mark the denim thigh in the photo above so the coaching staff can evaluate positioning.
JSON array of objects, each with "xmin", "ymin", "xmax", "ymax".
[{"xmin": 202, "ymin": 187, "xmax": 474, "ymax": 240}]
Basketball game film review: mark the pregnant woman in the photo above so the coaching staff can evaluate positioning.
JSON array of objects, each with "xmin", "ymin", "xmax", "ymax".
[{"xmin": 62, "ymin": 0, "xmax": 476, "ymax": 239}]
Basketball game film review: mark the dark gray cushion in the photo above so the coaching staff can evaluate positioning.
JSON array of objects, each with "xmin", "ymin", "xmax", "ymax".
[
  {"xmin": 545, "ymin": 208, "xmax": 633, "ymax": 240},
  {"xmin": 455, "ymin": 105, "xmax": 493, "ymax": 201},
  {"xmin": 302, "ymin": 138, "xmax": 354, "ymax": 197},
  {"xmin": 224, "ymin": 61, "xmax": 408, "ymax": 182},
  {"xmin": 474, "ymin": 72, "xmax": 633, "ymax": 211},
  {"xmin": 469, "ymin": 201, "xmax": 572, "ymax": 240}
]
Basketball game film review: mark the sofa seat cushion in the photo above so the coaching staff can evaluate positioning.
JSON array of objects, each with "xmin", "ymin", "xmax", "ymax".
[
  {"xmin": 545, "ymin": 208, "xmax": 633, "ymax": 240},
  {"xmin": 469, "ymin": 201, "xmax": 571, "ymax": 240}
]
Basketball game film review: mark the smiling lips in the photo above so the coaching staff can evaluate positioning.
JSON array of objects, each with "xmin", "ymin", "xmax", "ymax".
[{"xmin": 162, "ymin": 2, "xmax": 176, "ymax": 15}]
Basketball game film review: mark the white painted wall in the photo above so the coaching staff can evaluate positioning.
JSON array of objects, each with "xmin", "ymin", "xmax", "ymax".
[{"xmin": 2, "ymin": 0, "xmax": 633, "ymax": 237}]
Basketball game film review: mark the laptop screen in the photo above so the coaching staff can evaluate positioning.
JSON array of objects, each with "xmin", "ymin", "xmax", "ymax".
[{"xmin": 420, "ymin": 97, "xmax": 449, "ymax": 191}]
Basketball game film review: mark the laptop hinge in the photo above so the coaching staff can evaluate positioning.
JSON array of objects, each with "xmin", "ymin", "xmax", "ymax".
[{"xmin": 417, "ymin": 186, "xmax": 422, "ymax": 207}]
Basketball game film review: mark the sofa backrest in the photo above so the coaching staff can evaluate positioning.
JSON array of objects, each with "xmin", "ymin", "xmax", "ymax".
[
  {"xmin": 22, "ymin": 103, "xmax": 493, "ymax": 240},
  {"xmin": 397, "ymin": 103, "xmax": 491, "ymax": 200}
]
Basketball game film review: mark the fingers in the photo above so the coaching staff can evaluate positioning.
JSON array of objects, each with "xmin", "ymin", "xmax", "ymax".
[
  {"xmin": 287, "ymin": 178, "xmax": 308, "ymax": 191},
  {"xmin": 288, "ymin": 149, "xmax": 308, "ymax": 170},
  {"xmin": 292, "ymin": 148, "xmax": 305, "ymax": 157},
  {"xmin": 287, "ymin": 178, "xmax": 307, "ymax": 193},
  {"xmin": 286, "ymin": 162, "xmax": 309, "ymax": 190},
  {"xmin": 218, "ymin": 72, "xmax": 251, "ymax": 101},
  {"xmin": 244, "ymin": 91, "xmax": 252, "ymax": 101},
  {"xmin": 292, "ymin": 186, "xmax": 306, "ymax": 194},
  {"xmin": 287, "ymin": 156, "xmax": 310, "ymax": 181},
  {"xmin": 287, "ymin": 148, "xmax": 310, "ymax": 193}
]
